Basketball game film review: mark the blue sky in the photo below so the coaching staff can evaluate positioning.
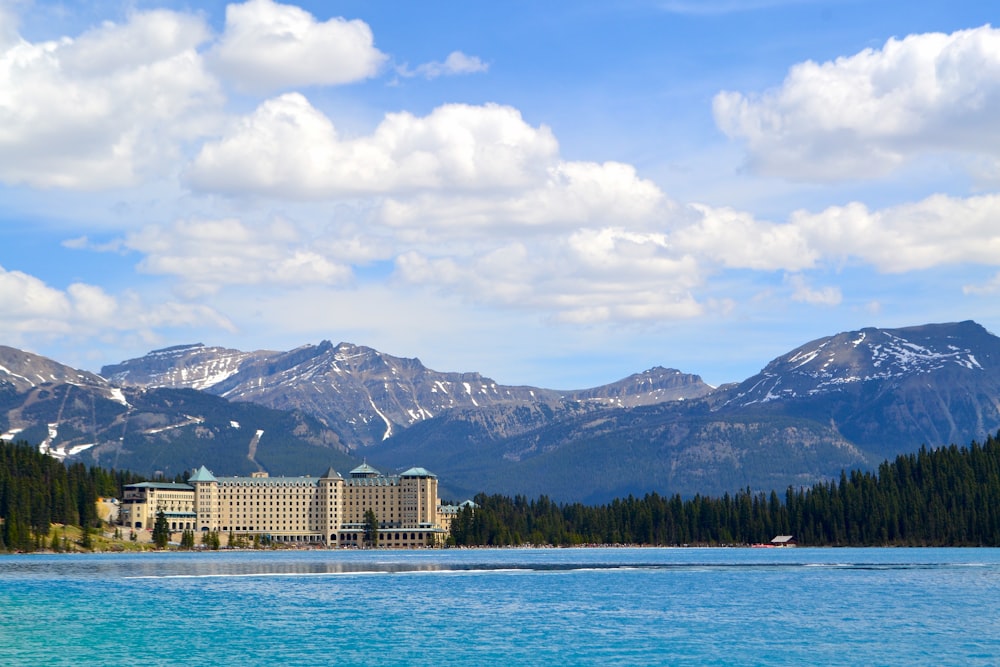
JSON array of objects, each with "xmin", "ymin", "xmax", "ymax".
[{"xmin": 2, "ymin": 0, "xmax": 1000, "ymax": 389}]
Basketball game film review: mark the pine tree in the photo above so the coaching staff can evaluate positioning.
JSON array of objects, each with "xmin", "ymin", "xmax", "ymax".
[
  {"xmin": 152, "ymin": 510, "xmax": 169, "ymax": 549},
  {"xmin": 364, "ymin": 508, "xmax": 379, "ymax": 548}
]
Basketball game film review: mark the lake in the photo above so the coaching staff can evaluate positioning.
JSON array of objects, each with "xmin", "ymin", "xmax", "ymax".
[{"xmin": 1, "ymin": 547, "xmax": 998, "ymax": 665}]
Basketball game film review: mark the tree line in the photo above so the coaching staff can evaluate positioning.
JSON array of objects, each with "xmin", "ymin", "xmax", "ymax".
[
  {"xmin": 449, "ymin": 431, "xmax": 1000, "ymax": 547},
  {"xmin": 0, "ymin": 439, "xmax": 144, "ymax": 551},
  {"xmin": 6, "ymin": 432, "xmax": 1000, "ymax": 551}
]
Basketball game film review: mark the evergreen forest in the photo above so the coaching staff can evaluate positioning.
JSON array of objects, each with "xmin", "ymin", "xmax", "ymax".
[
  {"xmin": 0, "ymin": 440, "xmax": 144, "ymax": 551},
  {"xmin": 6, "ymin": 432, "xmax": 1000, "ymax": 551},
  {"xmin": 449, "ymin": 432, "xmax": 1000, "ymax": 547}
]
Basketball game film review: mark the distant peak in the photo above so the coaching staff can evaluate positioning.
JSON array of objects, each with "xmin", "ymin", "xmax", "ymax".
[{"xmin": 149, "ymin": 343, "xmax": 204, "ymax": 354}]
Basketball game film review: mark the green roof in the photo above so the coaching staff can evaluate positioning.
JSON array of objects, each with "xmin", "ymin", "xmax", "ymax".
[
  {"xmin": 125, "ymin": 482, "xmax": 194, "ymax": 491},
  {"xmin": 400, "ymin": 467, "xmax": 436, "ymax": 478},
  {"xmin": 188, "ymin": 465, "xmax": 218, "ymax": 483},
  {"xmin": 350, "ymin": 462, "xmax": 381, "ymax": 477}
]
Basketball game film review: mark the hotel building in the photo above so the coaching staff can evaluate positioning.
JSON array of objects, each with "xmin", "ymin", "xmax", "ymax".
[{"xmin": 119, "ymin": 463, "xmax": 462, "ymax": 547}]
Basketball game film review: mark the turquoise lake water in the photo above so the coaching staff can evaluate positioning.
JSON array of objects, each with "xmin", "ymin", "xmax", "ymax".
[{"xmin": 1, "ymin": 547, "xmax": 998, "ymax": 666}]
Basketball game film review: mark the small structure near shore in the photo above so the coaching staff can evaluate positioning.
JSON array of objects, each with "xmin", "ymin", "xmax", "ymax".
[{"xmin": 751, "ymin": 535, "xmax": 796, "ymax": 548}]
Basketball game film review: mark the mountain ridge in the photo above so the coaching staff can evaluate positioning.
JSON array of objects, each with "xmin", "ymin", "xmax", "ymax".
[
  {"xmin": 2, "ymin": 319, "xmax": 999, "ymax": 501},
  {"xmin": 102, "ymin": 341, "xmax": 713, "ymax": 448}
]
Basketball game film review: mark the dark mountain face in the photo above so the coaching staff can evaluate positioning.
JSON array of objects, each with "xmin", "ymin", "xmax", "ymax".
[
  {"xmin": 719, "ymin": 321, "xmax": 1000, "ymax": 458},
  {"xmin": 7, "ymin": 320, "xmax": 1000, "ymax": 502},
  {"xmin": 103, "ymin": 342, "xmax": 713, "ymax": 449},
  {"xmin": 725, "ymin": 321, "xmax": 996, "ymax": 406},
  {"xmin": 84, "ymin": 388, "xmax": 355, "ymax": 479},
  {"xmin": 2, "ymin": 346, "xmax": 355, "ymax": 477},
  {"xmin": 368, "ymin": 399, "xmax": 868, "ymax": 502},
  {"xmin": 0, "ymin": 345, "xmax": 107, "ymax": 393},
  {"xmin": 365, "ymin": 320, "xmax": 1000, "ymax": 500}
]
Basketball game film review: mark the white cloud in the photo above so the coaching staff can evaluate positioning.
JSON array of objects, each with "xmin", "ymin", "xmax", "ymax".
[
  {"xmin": 714, "ymin": 25, "xmax": 1000, "ymax": 181},
  {"xmin": 210, "ymin": 0, "xmax": 386, "ymax": 93},
  {"xmin": 395, "ymin": 227, "xmax": 705, "ymax": 325},
  {"xmin": 187, "ymin": 96, "xmax": 559, "ymax": 196},
  {"xmin": 963, "ymin": 272, "xmax": 1000, "ymax": 295},
  {"xmin": 377, "ymin": 161, "xmax": 667, "ymax": 234},
  {"xmin": 0, "ymin": 264, "xmax": 231, "ymax": 338},
  {"xmin": 793, "ymin": 193, "xmax": 1000, "ymax": 273},
  {"xmin": 0, "ymin": 264, "xmax": 74, "ymax": 329},
  {"xmin": 122, "ymin": 218, "xmax": 352, "ymax": 296},
  {"xmin": 382, "ymin": 184, "xmax": 1000, "ymax": 322},
  {"xmin": 786, "ymin": 274, "xmax": 842, "ymax": 306},
  {"xmin": 674, "ymin": 205, "xmax": 816, "ymax": 271},
  {"xmin": 398, "ymin": 51, "xmax": 489, "ymax": 79},
  {"xmin": 0, "ymin": 8, "xmax": 220, "ymax": 189}
]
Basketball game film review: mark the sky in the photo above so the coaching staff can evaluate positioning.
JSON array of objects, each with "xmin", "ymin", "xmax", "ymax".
[{"xmin": 2, "ymin": 0, "xmax": 1000, "ymax": 389}]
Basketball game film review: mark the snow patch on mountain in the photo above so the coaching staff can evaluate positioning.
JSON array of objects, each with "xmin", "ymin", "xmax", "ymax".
[{"xmin": 730, "ymin": 324, "xmax": 990, "ymax": 406}]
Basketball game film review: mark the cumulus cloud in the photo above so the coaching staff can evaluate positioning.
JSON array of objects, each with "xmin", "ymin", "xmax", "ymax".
[
  {"xmin": 187, "ymin": 96, "xmax": 560, "ymax": 196},
  {"xmin": 0, "ymin": 8, "xmax": 221, "ymax": 189},
  {"xmin": 792, "ymin": 193, "xmax": 1000, "ymax": 273},
  {"xmin": 673, "ymin": 205, "xmax": 816, "ymax": 271},
  {"xmin": 0, "ymin": 264, "xmax": 232, "ymax": 337},
  {"xmin": 398, "ymin": 51, "xmax": 489, "ymax": 79},
  {"xmin": 377, "ymin": 161, "xmax": 667, "ymax": 234},
  {"xmin": 383, "ymin": 184, "xmax": 1000, "ymax": 320},
  {"xmin": 395, "ymin": 234, "xmax": 705, "ymax": 325},
  {"xmin": 786, "ymin": 274, "xmax": 842, "ymax": 306},
  {"xmin": 963, "ymin": 273, "xmax": 1000, "ymax": 295},
  {"xmin": 122, "ymin": 218, "xmax": 352, "ymax": 296},
  {"xmin": 209, "ymin": 0, "xmax": 386, "ymax": 93},
  {"xmin": 714, "ymin": 25, "xmax": 1000, "ymax": 180}
]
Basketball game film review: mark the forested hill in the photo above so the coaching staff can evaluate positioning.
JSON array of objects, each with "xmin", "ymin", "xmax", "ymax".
[
  {"xmin": 450, "ymin": 432, "xmax": 1000, "ymax": 547},
  {"xmin": 0, "ymin": 440, "xmax": 142, "ymax": 552}
]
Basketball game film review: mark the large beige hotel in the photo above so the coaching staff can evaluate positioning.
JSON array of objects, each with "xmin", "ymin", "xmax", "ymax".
[{"xmin": 119, "ymin": 463, "xmax": 470, "ymax": 547}]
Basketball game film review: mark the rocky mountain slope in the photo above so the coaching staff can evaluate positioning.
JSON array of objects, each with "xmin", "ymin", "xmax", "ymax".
[
  {"xmin": 103, "ymin": 342, "xmax": 713, "ymax": 448},
  {"xmin": 0, "ymin": 345, "xmax": 107, "ymax": 394},
  {"xmin": 717, "ymin": 321, "xmax": 1000, "ymax": 459},
  {"xmin": 1, "ymin": 347, "xmax": 357, "ymax": 478},
  {"xmin": 369, "ymin": 400, "xmax": 867, "ymax": 502},
  {"xmin": 4, "ymin": 320, "xmax": 999, "ymax": 502},
  {"xmin": 101, "ymin": 343, "xmax": 272, "ymax": 391},
  {"xmin": 367, "ymin": 321, "xmax": 1000, "ymax": 500}
]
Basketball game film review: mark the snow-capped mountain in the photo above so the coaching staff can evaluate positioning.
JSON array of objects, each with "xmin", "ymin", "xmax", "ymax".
[
  {"xmin": 103, "ymin": 341, "xmax": 713, "ymax": 448},
  {"xmin": 101, "ymin": 343, "xmax": 273, "ymax": 391},
  {"xmin": 0, "ymin": 360, "xmax": 353, "ymax": 479},
  {"xmin": 0, "ymin": 345, "xmax": 108, "ymax": 394},
  {"xmin": 4, "ymin": 319, "xmax": 1000, "ymax": 501},
  {"xmin": 726, "ymin": 321, "xmax": 995, "ymax": 406},
  {"xmin": 569, "ymin": 366, "xmax": 714, "ymax": 406},
  {"xmin": 719, "ymin": 321, "xmax": 1000, "ymax": 460}
]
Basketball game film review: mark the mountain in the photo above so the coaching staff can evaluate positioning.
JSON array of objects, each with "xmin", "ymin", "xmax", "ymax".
[
  {"xmin": 103, "ymin": 342, "xmax": 713, "ymax": 448},
  {"xmin": 6, "ymin": 320, "xmax": 1000, "ymax": 503},
  {"xmin": 1, "ymin": 347, "xmax": 358, "ymax": 478},
  {"xmin": 718, "ymin": 321, "xmax": 1000, "ymax": 459},
  {"xmin": 365, "ymin": 399, "xmax": 867, "ymax": 502},
  {"xmin": 101, "ymin": 343, "xmax": 272, "ymax": 390},
  {"xmin": 366, "ymin": 321, "xmax": 1000, "ymax": 500},
  {"xmin": 0, "ymin": 345, "xmax": 127, "ymax": 460},
  {"xmin": 0, "ymin": 345, "xmax": 107, "ymax": 394}
]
